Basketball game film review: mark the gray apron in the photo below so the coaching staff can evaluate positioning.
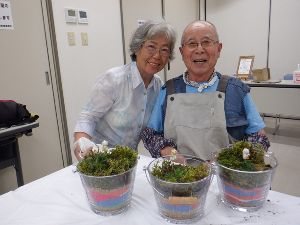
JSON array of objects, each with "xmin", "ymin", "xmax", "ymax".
[{"xmin": 164, "ymin": 91, "xmax": 229, "ymax": 160}]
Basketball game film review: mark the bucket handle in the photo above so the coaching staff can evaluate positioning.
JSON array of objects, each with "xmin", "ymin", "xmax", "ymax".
[
  {"xmin": 208, "ymin": 152, "xmax": 219, "ymax": 175},
  {"xmin": 143, "ymin": 166, "xmax": 165, "ymax": 198}
]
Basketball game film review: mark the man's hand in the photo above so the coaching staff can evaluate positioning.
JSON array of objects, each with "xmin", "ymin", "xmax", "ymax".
[
  {"xmin": 258, "ymin": 129, "xmax": 267, "ymax": 136},
  {"xmin": 160, "ymin": 147, "xmax": 186, "ymax": 164}
]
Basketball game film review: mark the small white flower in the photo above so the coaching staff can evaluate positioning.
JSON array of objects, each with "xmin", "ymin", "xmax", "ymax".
[
  {"xmin": 91, "ymin": 144, "xmax": 101, "ymax": 153},
  {"xmin": 243, "ymin": 148, "xmax": 250, "ymax": 160},
  {"xmin": 102, "ymin": 140, "xmax": 108, "ymax": 146},
  {"xmin": 90, "ymin": 140, "xmax": 110, "ymax": 153}
]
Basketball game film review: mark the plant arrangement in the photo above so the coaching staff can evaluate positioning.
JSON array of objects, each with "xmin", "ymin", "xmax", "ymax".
[
  {"xmin": 147, "ymin": 155, "xmax": 212, "ymax": 223},
  {"xmin": 217, "ymin": 141, "xmax": 271, "ymax": 172},
  {"xmin": 77, "ymin": 142, "xmax": 138, "ymax": 215},
  {"xmin": 77, "ymin": 144, "xmax": 138, "ymax": 176},
  {"xmin": 215, "ymin": 141, "xmax": 277, "ymax": 211},
  {"xmin": 151, "ymin": 159, "xmax": 209, "ymax": 183}
]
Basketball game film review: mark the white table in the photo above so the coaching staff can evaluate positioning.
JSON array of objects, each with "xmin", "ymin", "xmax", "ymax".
[
  {"xmin": 244, "ymin": 80, "xmax": 300, "ymax": 118},
  {"xmin": 244, "ymin": 79, "xmax": 300, "ymax": 88},
  {"xmin": 244, "ymin": 80, "xmax": 300, "ymax": 134},
  {"xmin": 0, "ymin": 155, "xmax": 299, "ymax": 225}
]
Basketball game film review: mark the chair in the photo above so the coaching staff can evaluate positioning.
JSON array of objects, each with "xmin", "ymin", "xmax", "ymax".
[
  {"xmin": 0, "ymin": 136, "xmax": 24, "ymax": 186},
  {"xmin": 0, "ymin": 123, "xmax": 39, "ymax": 187}
]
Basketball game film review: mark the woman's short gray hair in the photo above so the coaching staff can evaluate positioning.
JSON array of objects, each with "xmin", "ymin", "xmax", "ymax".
[{"xmin": 129, "ymin": 20, "xmax": 177, "ymax": 61}]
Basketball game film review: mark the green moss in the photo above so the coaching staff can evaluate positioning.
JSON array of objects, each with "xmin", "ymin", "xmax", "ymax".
[
  {"xmin": 217, "ymin": 141, "xmax": 271, "ymax": 172},
  {"xmin": 77, "ymin": 145, "xmax": 138, "ymax": 176},
  {"xmin": 151, "ymin": 160, "xmax": 209, "ymax": 183}
]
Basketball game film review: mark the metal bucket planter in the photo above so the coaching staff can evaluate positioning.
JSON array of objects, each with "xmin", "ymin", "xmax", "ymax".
[
  {"xmin": 215, "ymin": 152, "xmax": 277, "ymax": 212},
  {"xmin": 145, "ymin": 155, "xmax": 213, "ymax": 224},
  {"xmin": 78, "ymin": 162, "xmax": 137, "ymax": 216}
]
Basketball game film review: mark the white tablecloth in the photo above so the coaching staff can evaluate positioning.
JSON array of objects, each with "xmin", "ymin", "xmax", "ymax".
[{"xmin": 1, "ymin": 155, "xmax": 299, "ymax": 225}]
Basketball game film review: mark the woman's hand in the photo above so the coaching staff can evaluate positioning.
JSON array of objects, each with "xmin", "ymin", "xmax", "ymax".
[{"xmin": 73, "ymin": 133, "xmax": 94, "ymax": 161}]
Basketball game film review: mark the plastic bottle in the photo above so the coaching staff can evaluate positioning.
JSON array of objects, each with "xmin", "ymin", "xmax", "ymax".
[{"xmin": 293, "ymin": 64, "xmax": 300, "ymax": 84}]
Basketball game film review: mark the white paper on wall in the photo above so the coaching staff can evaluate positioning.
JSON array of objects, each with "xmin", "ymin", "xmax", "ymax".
[{"xmin": 0, "ymin": 0, "xmax": 13, "ymax": 30}]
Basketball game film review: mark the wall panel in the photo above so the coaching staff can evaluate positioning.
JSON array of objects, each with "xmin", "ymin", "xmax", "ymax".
[
  {"xmin": 269, "ymin": 0, "xmax": 300, "ymax": 79},
  {"xmin": 164, "ymin": 0, "xmax": 199, "ymax": 80},
  {"xmin": 206, "ymin": 0, "xmax": 269, "ymax": 76},
  {"xmin": 121, "ymin": 0, "xmax": 200, "ymax": 81}
]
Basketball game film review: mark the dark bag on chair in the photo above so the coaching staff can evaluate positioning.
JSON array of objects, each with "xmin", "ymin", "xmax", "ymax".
[{"xmin": 0, "ymin": 100, "xmax": 39, "ymax": 128}]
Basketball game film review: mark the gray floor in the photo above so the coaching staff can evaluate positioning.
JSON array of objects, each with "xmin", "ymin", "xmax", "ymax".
[
  {"xmin": 264, "ymin": 117, "xmax": 300, "ymax": 197},
  {"xmin": 138, "ymin": 117, "xmax": 300, "ymax": 197}
]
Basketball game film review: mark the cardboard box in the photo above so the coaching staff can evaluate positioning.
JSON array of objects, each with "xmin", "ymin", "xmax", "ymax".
[{"xmin": 252, "ymin": 68, "xmax": 270, "ymax": 81}]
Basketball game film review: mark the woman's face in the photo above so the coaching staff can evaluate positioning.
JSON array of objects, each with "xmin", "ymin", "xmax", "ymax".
[
  {"xmin": 179, "ymin": 22, "xmax": 222, "ymax": 82},
  {"xmin": 136, "ymin": 36, "xmax": 170, "ymax": 81}
]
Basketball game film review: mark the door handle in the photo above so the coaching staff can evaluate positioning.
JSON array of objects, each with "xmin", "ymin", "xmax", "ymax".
[{"xmin": 45, "ymin": 71, "xmax": 50, "ymax": 85}]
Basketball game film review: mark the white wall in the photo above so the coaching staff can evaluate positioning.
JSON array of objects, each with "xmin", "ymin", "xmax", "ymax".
[
  {"xmin": 206, "ymin": 0, "xmax": 269, "ymax": 76},
  {"xmin": 51, "ymin": 0, "xmax": 124, "ymax": 162},
  {"xmin": 269, "ymin": 0, "xmax": 300, "ymax": 79},
  {"xmin": 206, "ymin": 0, "xmax": 300, "ymax": 80}
]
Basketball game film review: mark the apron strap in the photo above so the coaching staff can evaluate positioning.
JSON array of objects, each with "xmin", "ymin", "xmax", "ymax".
[
  {"xmin": 163, "ymin": 75, "xmax": 186, "ymax": 124},
  {"xmin": 216, "ymin": 74, "xmax": 230, "ymax": 93},
  {"xmin": 166, "ymin": 79, "xmax": 175, "ymax": 96}
]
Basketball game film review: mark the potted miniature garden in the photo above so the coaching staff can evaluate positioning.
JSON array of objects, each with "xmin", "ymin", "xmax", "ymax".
[
  {"xmin": 145, "ymin": 154, "xmax": 213, "ymax": 224},
  {"xmin": 77, "ymin": 141, "xmax": 138, "ymax": 215},
  {"xmin": 213, "ymin": 141, "xmax": 278, "ymax": 212}
]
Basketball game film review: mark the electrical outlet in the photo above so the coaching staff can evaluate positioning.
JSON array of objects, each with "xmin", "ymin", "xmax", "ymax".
[{"xmin": 81, "ymin": 32, "xmax": 88, "ymax": 46}]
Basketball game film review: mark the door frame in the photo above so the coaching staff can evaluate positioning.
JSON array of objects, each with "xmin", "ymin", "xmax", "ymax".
[{"xmin": 41, "ymin": 0, "xmax": 72, "ymax": 166}]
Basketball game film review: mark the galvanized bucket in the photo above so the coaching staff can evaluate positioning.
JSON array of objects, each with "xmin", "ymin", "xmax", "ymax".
[
  {"xmin": 215, "ymin": 152, "xmax": 278, "ymax": 212},
  {"xmin": 79, "ymin": 162, "xmax": 137, "ymax": 215},
  {"xmin": 145, "ymin": 155, "xmax": 213, "ymax": 224}
]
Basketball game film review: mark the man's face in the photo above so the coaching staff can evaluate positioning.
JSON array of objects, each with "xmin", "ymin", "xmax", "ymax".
[{"xmin": 179, "ymin": 23, "xmax": 222, "ymax": 81}]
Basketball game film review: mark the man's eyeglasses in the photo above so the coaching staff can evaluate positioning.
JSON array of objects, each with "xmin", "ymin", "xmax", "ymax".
[
  {"xmin": 144, "ymin": 43, "xmax": 170, "ymax": 57},
  {"xmin": 182, "ymin": 39, "xmax": 218, "ymax": 50}
]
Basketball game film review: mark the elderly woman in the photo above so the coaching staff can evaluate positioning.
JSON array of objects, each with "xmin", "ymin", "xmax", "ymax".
[
  {"xmin": 73, "ymin": 20, "xmax": 176, "ymax": 161},
  {"xmin": 141, "ymin": 20, "xmax": 270, "ymax": 160}
]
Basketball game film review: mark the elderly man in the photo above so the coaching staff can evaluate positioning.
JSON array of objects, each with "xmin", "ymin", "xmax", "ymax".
[{"xmin": 141, "ymin": 20, "xmax": 269, "ymax": 160}]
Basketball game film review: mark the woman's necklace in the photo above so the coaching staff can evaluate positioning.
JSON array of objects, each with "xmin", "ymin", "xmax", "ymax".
[{"xmin": 183, "ymin": 71, "xmax": 218, "ymax": 93}]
